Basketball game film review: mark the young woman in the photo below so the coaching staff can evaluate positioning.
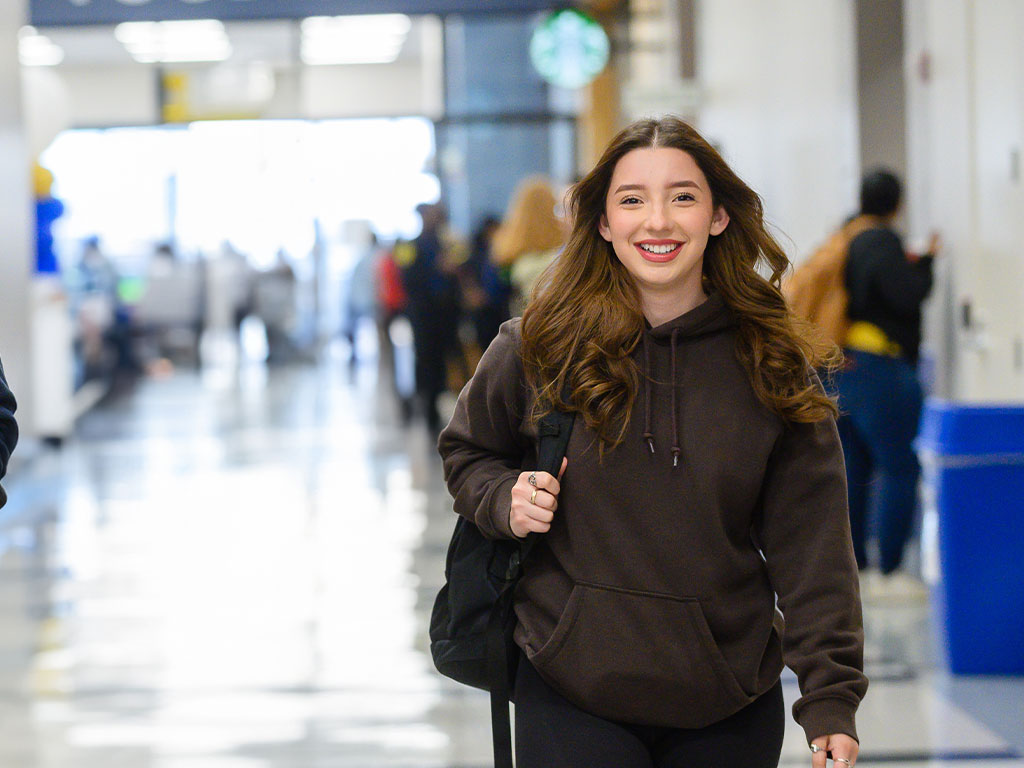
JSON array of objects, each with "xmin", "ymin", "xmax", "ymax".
[{"xmin": 439, "ymin": 117, "xmax": 866, "ymax": 768}]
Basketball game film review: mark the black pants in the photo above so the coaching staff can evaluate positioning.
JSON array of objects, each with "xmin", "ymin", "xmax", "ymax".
[{"xmin": 514, "ymin": 654, "xmax": 785, "ymax": 768}]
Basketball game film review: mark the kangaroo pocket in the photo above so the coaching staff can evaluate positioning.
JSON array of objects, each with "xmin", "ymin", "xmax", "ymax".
[{"xmin": 527, "ymin": 581, "xmax": 752, "ymax": 728}]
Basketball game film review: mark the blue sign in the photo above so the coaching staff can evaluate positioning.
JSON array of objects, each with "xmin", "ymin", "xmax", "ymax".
[{"xmin": 31, "ymin": 0, "xmax": 561, "ymax": 27}]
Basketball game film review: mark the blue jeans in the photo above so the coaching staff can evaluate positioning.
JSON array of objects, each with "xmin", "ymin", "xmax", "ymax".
[{"xmin": 835, "ymin": 350, "xmax": 924, "ymax": 574}]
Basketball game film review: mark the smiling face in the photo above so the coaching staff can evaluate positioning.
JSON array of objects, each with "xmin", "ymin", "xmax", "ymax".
[{"xmin": 598, "ymin": 147, "xmax": 729, "ymax": 319}]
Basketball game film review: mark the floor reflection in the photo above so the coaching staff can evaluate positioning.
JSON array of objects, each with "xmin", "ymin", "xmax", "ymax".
[{"xmin": 0, "ymin": 349, "xmax": 1022, "ymax": 767}]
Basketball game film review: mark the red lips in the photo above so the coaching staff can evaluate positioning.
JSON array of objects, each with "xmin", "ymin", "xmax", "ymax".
[{"xmin": 634, "ymin": 240, "xmax": 682, "ymax": 263}]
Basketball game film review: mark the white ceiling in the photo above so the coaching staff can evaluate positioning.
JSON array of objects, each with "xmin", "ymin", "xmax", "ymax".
[{"xmin": 35, "ymin": 17, "xmax": 429, "ymax": 69}]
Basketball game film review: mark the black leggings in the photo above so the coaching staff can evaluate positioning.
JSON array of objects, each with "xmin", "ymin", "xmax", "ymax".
[{"xmin": 514, "ymin": 653, "xmax": 785, "ymax": 768}]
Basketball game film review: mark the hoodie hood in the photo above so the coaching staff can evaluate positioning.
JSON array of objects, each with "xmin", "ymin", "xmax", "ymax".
[
  {"xmin": 645, "ymin": 291, "xmax": 737, "ymax": 340},
  {"xmin": 640, "ymin": 292, "xmax": 737, "ymax": 466}
]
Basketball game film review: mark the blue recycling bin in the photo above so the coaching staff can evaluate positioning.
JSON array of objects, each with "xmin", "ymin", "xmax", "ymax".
[{"xmin": 917, "ymin": 400, "xmax": 1024, "ymax": 675}]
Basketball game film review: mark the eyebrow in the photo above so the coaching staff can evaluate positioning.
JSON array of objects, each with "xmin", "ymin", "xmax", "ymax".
[{"xmin": 613, "ymin": 180, "xmax": 700, "ymax": 193}]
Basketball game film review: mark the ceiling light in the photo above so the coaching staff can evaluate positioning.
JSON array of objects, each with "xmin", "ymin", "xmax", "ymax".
[
  {"xmin": 19, "ymin": 26, "xmax": 64, "ymax": 67},
  {"xmin": 300, "ymin": 14, "xmax": 411, "ymax": 66},
  {"xmin": 115, "ymin": 20, "xmax": 232, "ymax": 64}
]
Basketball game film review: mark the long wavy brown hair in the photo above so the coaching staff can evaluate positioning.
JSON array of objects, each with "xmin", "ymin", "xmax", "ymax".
[{"xmin": 521, "ymin": 116, "xmax": 839, "ymax": 449}]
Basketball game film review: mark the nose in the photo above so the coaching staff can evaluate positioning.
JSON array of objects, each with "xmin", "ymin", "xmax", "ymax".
[{"xmin": 645, "ymin": 203, "xmax": 670, "ymax": 233}]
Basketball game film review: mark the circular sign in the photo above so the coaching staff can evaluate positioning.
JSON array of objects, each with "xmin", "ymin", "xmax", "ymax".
[{"xmin": 530, "ymin": 9, "xmax": 610, "ymax": 90}]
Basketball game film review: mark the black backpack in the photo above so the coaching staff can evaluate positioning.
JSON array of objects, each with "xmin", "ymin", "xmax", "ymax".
[{"xmin": 430, "ymin": 406, "xmax": 575, "ymax": 768}]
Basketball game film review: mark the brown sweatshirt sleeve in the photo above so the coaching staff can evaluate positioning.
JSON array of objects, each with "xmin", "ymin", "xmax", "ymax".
[
  {"xmin": 755, "ymin": 415, "xmax": 868, "ymax": 744},
  {"xmin": 437, "ymin": 320, "xmax": 532, "ymax": 540}
]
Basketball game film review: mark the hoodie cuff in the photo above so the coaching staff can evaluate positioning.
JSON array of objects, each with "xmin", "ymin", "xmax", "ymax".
[
  {"xmin": 482, "ymin": 473, "xmax": 519, "ymax": 540},
  {"xmin": 795, "ymin": 696, "xmax": 859, "ymax": 746}
]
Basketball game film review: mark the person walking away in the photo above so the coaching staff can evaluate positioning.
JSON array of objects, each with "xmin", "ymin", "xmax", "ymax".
[
  {"xmin": 459, "ymin": 215, "xmax": 511, "ymax": 352},
  {"xmin": 784, "ymin": 213, "xmax": 882, "ymax": 349},
  {"xmin": 835, "ymin": 169, "xmax": 939, "ymax": 591},
  {"xmin": 397, "ymin": 203, "xmax": 461, "ymax": 433},
  {"xmin": 438, "ymin": 116, "xmax": 866, "ymax": 768},
  {"xmin": 491, "ymin": 177, "xmax": 567, "ymax": 316}
]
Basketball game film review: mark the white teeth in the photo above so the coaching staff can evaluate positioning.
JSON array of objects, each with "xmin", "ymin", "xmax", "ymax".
[{"xmin": 638, "ymin": 243, "xmax": 677, "ymax": 254}]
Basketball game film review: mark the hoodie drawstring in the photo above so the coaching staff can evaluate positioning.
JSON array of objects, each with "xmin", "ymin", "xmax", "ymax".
[
  {"xmin": 642, "ymin": 328, "xmax": 682, "ymax": 467},
  {"xmin": 669, "ymin": 327, "xmax": 681, "ymax": 468},
  {"xmin": 641, "ymin": 332, "xmax": 655, "ymax": 454}
]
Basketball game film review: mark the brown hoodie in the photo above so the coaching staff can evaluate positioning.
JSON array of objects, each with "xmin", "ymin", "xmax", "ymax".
[{"xmin": 438, "ymin": 293, "xmax": 867, "ymax": 744}]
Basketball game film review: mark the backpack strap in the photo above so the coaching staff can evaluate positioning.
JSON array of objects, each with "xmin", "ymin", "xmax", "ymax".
[{"xmin": 489, "ymin": 402, "xmax": 576, "ymax": 768}]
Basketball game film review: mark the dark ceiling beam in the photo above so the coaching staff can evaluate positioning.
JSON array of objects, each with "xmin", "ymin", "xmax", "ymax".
[{"xmin": 30, "ymin": 0, "xmax": 569, "ymax": 28}]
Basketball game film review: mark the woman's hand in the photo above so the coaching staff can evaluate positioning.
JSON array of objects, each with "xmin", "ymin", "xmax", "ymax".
[
  {"xmin": 509, "ymin": 458, "xmax": 568, "ymax": 538},
  {"xmin": 810, "ymin": 734, "xmax": 858, "ymax": 768}
]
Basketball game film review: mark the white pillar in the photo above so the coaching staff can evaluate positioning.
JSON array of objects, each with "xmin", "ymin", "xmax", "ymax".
[
  {"xmin": 0, "ymin": 0, "xmax": 36, "ymax": 438},
  {"xmin": 904, "ymin": 0, "xmax": 1024, "ymax": 402},
  {"xmin": 695, "ymin": 0, "xmax": 860, "ymax": 261}
]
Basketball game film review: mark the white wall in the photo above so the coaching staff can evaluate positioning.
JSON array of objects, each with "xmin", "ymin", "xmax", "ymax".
[
  {"xmin": 904, "ymin": 0, "xmax": 1024, "ymax": 402},
  {"xmin": 695, "ymin": 0, "xmax": 860, "ymax": 262},
  {"xmin": 857, "ymin": 0, "xmax": 906, "ymax": 178},
  {"xmin": 39, "ymin": 18, "xmax": 445, "ymax": 128},
  {"xmin": 47, "ymin": 60, "xmax": 443, "ymax": 127},
  {"xmin": 0, "ymin": 0, "xmax": 36, "ymax": 437},
  {"xmin": 302, "ymin": 62, "xmax": 442, "ymax": 120},
  {"xmin": 58, "ymin": 66, "xmax": 158, "ymax": 127}
]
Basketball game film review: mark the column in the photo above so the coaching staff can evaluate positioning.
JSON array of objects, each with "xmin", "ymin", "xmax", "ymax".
[{"xmin": 0, "ymin": 0, "xmax": 35, "ymax": 438}]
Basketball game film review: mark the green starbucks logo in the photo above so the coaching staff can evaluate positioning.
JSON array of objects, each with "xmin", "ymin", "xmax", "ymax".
[{"xmin": 530, "ymin": 9, "xmax": 610, "ymax": 90}]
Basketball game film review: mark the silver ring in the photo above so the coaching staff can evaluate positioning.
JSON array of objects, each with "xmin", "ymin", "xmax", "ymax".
[
  {"xmin": 835, "ymin": 760, "xmax": 851, "ymax": 766},
  {"xmin": 809, "ymin": 745, "xmax": 824, "ymax": 754},
  {"xmin": 530, "ymin": 489, "xmax": 538, "ymax": 505},
  {"xmin": 528, "ymin": 472, "xmax": 537, "ymax": 486}
]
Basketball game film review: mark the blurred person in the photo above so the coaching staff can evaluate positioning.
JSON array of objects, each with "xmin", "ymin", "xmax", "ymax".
[
  {"xmin": 343, "ymin": 231, "xmax": 380, "ymax": 370},
  {"xmin": 76, "ymin": 236, "xmax": 118, "ymax": 296},
  {"xmin": 458, "ymin": 214, "xmax": 511, "ymax": 351},
  {"xmin": 784, "ymin": 214, "xmax": 880, "ymax": 349},
  {"xmin": 255, "ymin": 250, "xmax": 299, "ymax": 365},
  {"xmin": 396, "ymin": 202, "xmax": 462, "ymax": 433},
  {"xmin": 439, "ymin": 117, "xmax": 865, "ymax": 768},
  {"xmin": 834, "ymin": 169, "xmax": 939, "ymax": 585},
  {"xmin": 33, "ymin": 162, "xmax": 64, "ymax": 276},
  {"xmin": 492, "ymin": 176, "xmax": 566, "ymax": 315},
  {"xmin": 73, "ymin": 236, "xmax": 119, "ymax": 381},
  {"xmin": 373, "ymin": 235, "xmax": 413, "ymax": 420},
  {"xmin": 137, "ymin": 243, "xmax": 204, "ymax": 370},
  {"xmin": 74, "ymin": 237, "xmax": 142, "ymax": 382},
  {"xmin": 0, "ymin": 356, "xmax": 18, "ymax": 508},
  {"xmin": 221, "ymin": 241, "xmax": 255, "ymax": 334}
]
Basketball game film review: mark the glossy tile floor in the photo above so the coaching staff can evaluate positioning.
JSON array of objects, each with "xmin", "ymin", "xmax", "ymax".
[{"xmin": 1, "ymin": 347, "xmax": 1022, "ymax": 767}]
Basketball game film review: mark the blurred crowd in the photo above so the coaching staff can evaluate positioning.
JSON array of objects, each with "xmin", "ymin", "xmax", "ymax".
[
  {"xmin": 57, "ymin": 174, "xmax": 571, "ymax": 432},
  {"xmin": 367, "ymin": 175, "xmax": 568, "ymax": 432}
]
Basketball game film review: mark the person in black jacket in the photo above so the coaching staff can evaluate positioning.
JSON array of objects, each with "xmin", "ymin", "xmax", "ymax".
[
  {"xmin": 396, "ymin": 203, "xmax": 463, "ymax": 433},
  {"xmin": 0, "ymin": 357, "xmax": 19, "ymax": 506},
  {"xmin": 836, "ymin": 169, "xmax": 939, "ymax": 578}
]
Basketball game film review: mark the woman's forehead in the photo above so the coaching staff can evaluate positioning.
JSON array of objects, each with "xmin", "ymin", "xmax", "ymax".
[{"xmin": 609, "ymin": 147, "xmax": 706, "ymax": 187}]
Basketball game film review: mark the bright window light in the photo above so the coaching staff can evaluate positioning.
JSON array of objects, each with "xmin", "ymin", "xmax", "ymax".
[
  {"xmin": 300, "ymin": 14, "xmax": 411, "ymax": 65},
  {"xmin": 41, "ymin": 118, "xmax": 439, "ymax": 269},
  {"xmin": 19, "ymin": 25, "xmax": 64, "ymax": 67},
  {"xmin": 115, "ymin": 20, "xmax": 231, "ymax": 64}
]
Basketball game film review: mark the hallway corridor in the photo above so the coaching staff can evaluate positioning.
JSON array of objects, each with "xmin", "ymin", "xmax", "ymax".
[{"xmin": 1, "ymin": 353, "xmax": 1022, "ymax": 767}]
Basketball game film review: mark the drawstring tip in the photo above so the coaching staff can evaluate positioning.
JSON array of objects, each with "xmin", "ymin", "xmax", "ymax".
[
  {"xmin": 671, "ymin": 449, "xmax": 680, "ymax": 468},
  {"xmin": 646, "ymin": 438, "xmax": 655, "ymax": 454}
]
